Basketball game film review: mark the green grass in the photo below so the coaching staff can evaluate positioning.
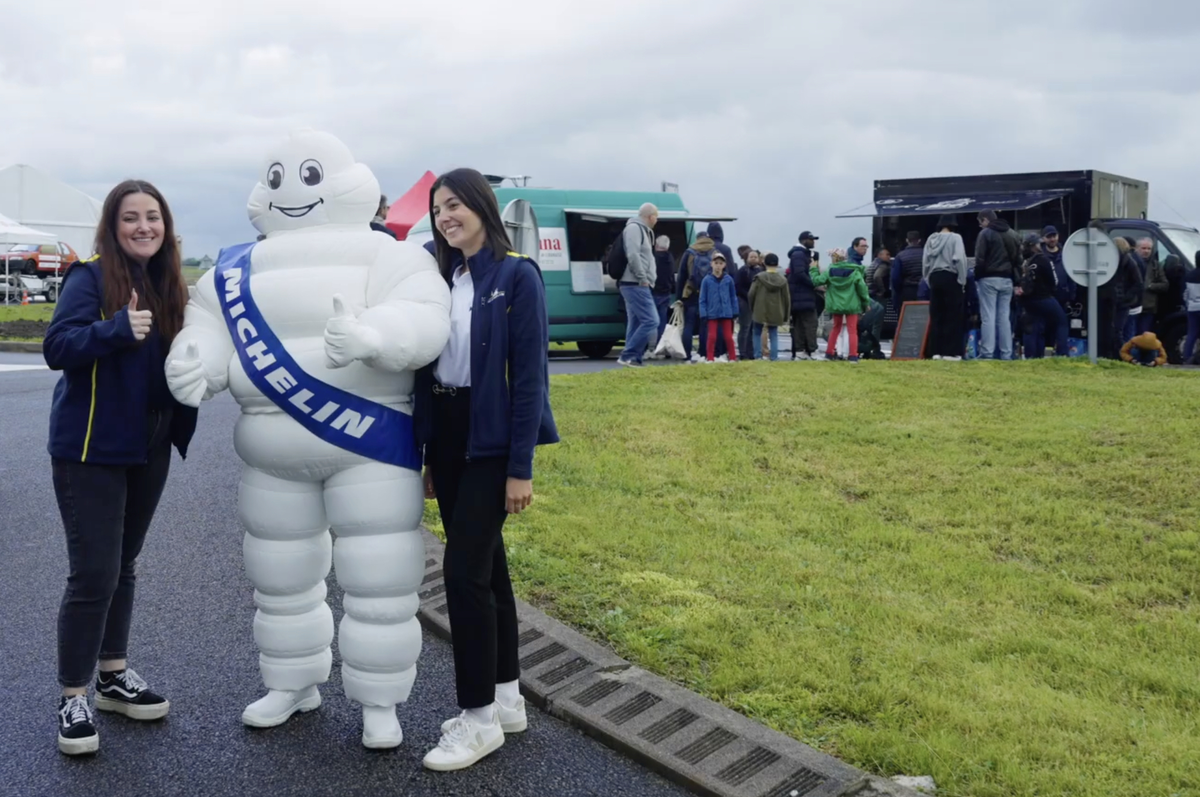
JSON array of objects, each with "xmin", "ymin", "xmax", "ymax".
[
  {"xmin": 0, "ymin": 304, "xmax": 55, "ymax": 323},
  {"xmin": 424, "ymin": 359, "xmax": 1199, "ymax": 797}
]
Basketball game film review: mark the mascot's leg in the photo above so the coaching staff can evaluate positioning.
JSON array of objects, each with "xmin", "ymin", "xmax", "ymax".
[
  {"xmin": 238, "ymin": 467, "xmax": 334, "ymax": 728},
  {"xmin": 325, "ymin": 461, "xmax": 425, "ymax": 750}
]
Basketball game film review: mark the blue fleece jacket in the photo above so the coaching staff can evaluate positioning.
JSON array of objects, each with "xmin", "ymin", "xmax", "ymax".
[
  {"xmin": 413, "ymin": 247, "xmax": 559, "ymax": 480},
  {"xmin": 44, "ymin": 259, "xmax": 197, "ymax": 464},
  {"xmin": 699, "ymin": 272, "xmax": 738, "ymax": 319}
]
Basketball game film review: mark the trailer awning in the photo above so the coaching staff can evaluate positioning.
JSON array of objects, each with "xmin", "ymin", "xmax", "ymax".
[
  {"xmin": 564, "ymin": 208, "xmax": 737, "ymax": 222},
  {"xmin": 836, "ymin": 189, "xmax": 1072, "ymax": 218}
]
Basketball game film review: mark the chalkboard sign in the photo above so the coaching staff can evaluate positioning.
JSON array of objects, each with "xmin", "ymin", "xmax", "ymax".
[{"xmin": 892, "ymin": 301, "xmax": 931, "ymax": 360}]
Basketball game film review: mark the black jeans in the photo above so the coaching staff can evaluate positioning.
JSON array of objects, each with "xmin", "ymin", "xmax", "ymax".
[
  {"xmin": 737, "ymin": 300, "xmax": 755, "ymax": 360},
  {"xmin": 54, "ymin": 410, "xmax": 173, "ymax": 688},
  {"xmin": 928, "ymin": 271, "xmax": 965, "ymax": 357},
  {"xmin": 428, "ymin": 387, "xmax": 520, "ymax": 709}
]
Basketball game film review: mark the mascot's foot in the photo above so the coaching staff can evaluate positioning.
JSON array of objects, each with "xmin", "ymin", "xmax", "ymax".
[
  {"xmin": 241, "ymin": 687, "xmax": 322, "ymax": 728},
  {"xmin": 361, "ymin": 705, "xmax": 403, "ymax": 749}
]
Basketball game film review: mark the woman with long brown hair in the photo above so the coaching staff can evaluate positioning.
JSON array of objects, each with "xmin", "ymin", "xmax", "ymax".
[
  {"xmin": 413, "ymin": 167, "xmax": 557, "ymax": 771},
  {"xmin": 43, "ymin": 179, "xmax": 197, "ymax": 755}
]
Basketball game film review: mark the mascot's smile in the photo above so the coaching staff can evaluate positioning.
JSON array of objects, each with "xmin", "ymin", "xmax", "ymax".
[{"xmin": 270, "ymin": 198, "xmax": 325, "ymax": 218}]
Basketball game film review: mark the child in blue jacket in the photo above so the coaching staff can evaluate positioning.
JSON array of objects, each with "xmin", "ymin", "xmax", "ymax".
[{"xmin": 699, "ymin": 252, "xmax": 738, "ymax": 362}]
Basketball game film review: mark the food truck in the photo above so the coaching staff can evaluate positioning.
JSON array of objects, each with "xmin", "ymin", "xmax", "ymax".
[
  {"xmin": 405, "ymin": 176, "xmax": 735, "ymax": 359},
  {"xmin": 837, "ymin": 170, "xmax": 1200, "ymax": 359}
]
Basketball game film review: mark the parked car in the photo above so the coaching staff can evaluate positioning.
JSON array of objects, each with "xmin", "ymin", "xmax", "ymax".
[{"xmin": 1, "ymin": 241, "xmax": 79, "ymax": 276}]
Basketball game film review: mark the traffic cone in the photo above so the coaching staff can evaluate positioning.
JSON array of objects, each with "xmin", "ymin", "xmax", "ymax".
[{"xmin": 20, "ymin": 290, "xmax": 29, "ymax": 305}]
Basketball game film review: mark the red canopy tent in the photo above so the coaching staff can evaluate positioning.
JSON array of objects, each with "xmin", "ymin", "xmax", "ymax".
[{"xmin": 385, "ymin": 171, "xmax": 437, "ymax": 240}]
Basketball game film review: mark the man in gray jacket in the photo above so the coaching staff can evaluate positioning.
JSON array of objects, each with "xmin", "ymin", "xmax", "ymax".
[{"xmin": 618, "ymin": 203, "xmax": 659, "ymax": 367}]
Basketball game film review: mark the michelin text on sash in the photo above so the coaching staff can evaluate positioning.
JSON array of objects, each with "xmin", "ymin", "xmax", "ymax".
[{"xmin": 222, "ymin": 265, "xmax": 375, "ymax": 439}]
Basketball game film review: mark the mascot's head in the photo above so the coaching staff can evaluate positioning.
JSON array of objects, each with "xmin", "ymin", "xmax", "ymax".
[{"xmin": 248, "ymin": 129, "xmax": 380, "ymax": 235}]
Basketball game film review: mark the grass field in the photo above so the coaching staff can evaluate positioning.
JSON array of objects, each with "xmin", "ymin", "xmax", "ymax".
[
  {"xmin": 424, "ymin": 359, "xmax": 1199, "ymax": 797},
  {"xmin": 0, "ymin": 305, "xmax": 55, "ymax": 323}
]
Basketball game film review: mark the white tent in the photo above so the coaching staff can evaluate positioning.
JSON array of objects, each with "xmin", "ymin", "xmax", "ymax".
[
  {"xmin": 0, "ymin": 212, "xmax": 56, "ymax": 246},
  {"xmin": 0, "ymin": 164, "xmax": 102, "ymax": 257}
]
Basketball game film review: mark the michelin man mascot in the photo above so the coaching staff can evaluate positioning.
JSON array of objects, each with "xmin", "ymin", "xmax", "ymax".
[{"xmin": 165, "ymin": 129, "xmax": 450, "ymax": 749}]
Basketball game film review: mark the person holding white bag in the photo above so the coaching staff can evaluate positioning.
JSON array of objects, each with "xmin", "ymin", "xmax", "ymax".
[{"xmin": 649, "ymin": 235, "xmax": 676, "ymax": 356}]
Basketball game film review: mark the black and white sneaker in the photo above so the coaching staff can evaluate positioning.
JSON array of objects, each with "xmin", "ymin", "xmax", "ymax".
[
  {"xmin": 95, "ymin": 669, "xmax": 170, "ymax": 721},
  {"xmin": 58, "ymin": 695, "xmax": 99, "ymax": 755}
]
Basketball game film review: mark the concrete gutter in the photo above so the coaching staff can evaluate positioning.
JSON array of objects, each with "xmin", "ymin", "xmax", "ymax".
[
  {"xmin": 416, "ymin": 529, "xmax": 923, "ymax": 797},
  {"xmin": 0, "ymin": 341, "xmax": 42, "ymax": 353}
]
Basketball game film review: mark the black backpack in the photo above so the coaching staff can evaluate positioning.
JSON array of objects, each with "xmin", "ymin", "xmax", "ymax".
[{"xmin": 605, "ymin": 229, "xmax": 629, "ymax": 282}]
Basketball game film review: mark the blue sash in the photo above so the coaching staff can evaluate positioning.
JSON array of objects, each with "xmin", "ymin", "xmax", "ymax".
[{"xmin": 214, "ymin": 242, "xmax": 421, "ymax": 472}]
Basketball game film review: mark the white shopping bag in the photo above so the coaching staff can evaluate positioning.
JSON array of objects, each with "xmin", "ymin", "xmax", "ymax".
[
  {"xmin": 654, "ymin": 304, "xmax": 688, "ymax": 360},
  {"xmin": 835, "ymin": 325, "xmax": 849, "ymax": 357}
]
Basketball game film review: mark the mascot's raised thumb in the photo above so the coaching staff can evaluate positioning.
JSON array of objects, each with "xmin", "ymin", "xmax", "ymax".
[{"xmin": 331, "ymin": 293, "xmax": 352, "ymax": 319}]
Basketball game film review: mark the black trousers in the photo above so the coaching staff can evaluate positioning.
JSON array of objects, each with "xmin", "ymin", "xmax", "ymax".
[
  {"xmin": 54, "ymin": 409, "xmax": 173, "ymax": 688},
  {"xmin": 428, "ymin": 387, "xmax": 520, "ymax": 709},
  {"xmin": 928, "ymin": 271, "xmax": 965, "ymax": 357}
]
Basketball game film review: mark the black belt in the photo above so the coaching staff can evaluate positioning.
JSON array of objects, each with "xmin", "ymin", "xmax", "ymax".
[{"xmin": 432, "ymin": 383, "xmax": 469, "ymax": 397}]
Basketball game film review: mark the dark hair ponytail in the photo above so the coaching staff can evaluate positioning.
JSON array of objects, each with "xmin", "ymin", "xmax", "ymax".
[{"xmin": 428, "ymin": 168, "xmax": 513, "ymax": 282}]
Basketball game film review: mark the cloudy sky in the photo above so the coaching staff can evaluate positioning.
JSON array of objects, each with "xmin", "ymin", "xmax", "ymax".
[{"xmin": 3, "ymin": 0, "xmax": 1199, "ymax": 258}]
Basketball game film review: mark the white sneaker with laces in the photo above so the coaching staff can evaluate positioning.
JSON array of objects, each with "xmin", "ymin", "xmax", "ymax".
[
  {"xmin": 442, "ymin": 697, "xmax": 527, "ymax": 735},
  {"xmin": 424, "ymin": 707, "xmax": 505, "ymax": 771},
  {"xmin": 241, "ymin": 686, "xmax": 322, "ymax": 728}
]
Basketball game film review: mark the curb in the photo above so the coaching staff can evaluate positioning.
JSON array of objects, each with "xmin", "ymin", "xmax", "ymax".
[
  {"xmin": 416, "ymin": 530, "xmax": 922, "ymax": 797},
  {"xmin": 0, "ymin": 341, "xmax": 42, "ymax": 353}
]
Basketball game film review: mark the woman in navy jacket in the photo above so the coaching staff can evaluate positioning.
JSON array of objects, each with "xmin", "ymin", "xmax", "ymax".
[
  {"xmin": 42, "ymin": 180, "xmax": 196, "ymax": 756},
  {"xmin": 413, "ymin": 168, "xmax": 558, "ymax": 772}
]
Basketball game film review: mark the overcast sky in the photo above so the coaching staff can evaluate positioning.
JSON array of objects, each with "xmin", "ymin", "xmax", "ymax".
[{"xmin": 4, "ymin": 0, "xmax": 1200, "ymax": 258}]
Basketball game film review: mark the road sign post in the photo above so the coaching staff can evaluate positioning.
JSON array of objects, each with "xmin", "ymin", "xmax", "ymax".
[{"xmin": 1062, "ymin": 227, "xmax": 1118, "ymax": 364}]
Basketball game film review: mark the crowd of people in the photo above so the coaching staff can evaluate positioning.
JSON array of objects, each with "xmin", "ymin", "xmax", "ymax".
[{"xmin": 612, "ymin": 204, "xmax": 1200, "ymax": 366}]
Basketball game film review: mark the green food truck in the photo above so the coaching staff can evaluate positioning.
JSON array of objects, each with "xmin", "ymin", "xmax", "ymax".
[{"xmin": 405, "ymin": 176, "xmax": 736, "ymax": 359}]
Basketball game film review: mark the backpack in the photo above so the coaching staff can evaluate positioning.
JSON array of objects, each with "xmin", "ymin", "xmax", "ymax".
[
  {"xmin": 606, "ymin": 224, "xmax": 648, "ymax": 283},
  {"xmin": 605, "ymin": 229, "xmax": 629, "ymax": 282},
  {"xmin": 687, "ymin": 249, "xmax": 714, "ymax": 293}
]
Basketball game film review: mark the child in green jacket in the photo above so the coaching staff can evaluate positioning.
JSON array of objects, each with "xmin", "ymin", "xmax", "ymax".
[{"xmin": 812, "ymin": 248, "xmax": 870, "ymax": 362}]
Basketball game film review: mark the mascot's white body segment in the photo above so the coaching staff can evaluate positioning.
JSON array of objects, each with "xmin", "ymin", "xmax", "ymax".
[{"xmin": 168, "ymin": 130, "xmax": 450, "ymax": 720}]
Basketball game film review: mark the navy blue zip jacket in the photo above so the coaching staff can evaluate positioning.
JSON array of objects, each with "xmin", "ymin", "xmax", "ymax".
[
  {"xmin": 413, "ymin": 247, "xmax": 559, "ymax": 480},
  {"xmin": 44, "ymin": 258, "xmax": 197, "ymax": 464}
]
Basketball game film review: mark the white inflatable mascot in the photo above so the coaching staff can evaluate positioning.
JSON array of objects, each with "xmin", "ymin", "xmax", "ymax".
[{"xmin": 165, "ymin": 129, "xmax": 451, "ymax": 748}]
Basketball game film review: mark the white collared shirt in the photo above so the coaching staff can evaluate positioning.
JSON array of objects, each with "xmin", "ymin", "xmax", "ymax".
[{"xmin": 435, "ymin": 264, "xmax": 474, "ymax": 388}]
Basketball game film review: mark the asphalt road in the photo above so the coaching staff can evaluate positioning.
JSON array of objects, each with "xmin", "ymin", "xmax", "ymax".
[{"xmin": 0, "ymin": 367, "xmax": 690, "ymax": 797}]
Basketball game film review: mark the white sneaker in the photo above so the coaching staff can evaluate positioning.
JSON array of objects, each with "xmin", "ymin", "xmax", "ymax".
[
  {"xmin": 362, "ymin": 705, "xmax": 403, "ymax": 749},
  {"xmin": 717, "ymin": 355, "xmax": 729, "ymax": 363},
  {"xmin": 797, "ymin": 352, "xmax": 811, "ymax": 361},
  {"xmin": 932, "ymin": 355, "xmax": 943, "ymax": 360},
  {"xmin": 442, "ymin": 697, "xmax": 527, "ymax": 735},
  {"xmin": 241, "ymin": 686, "xmax": 321, "ymax": 728},
  {"xmin": 943, "ymin": 356, "xmax": 962, "ymax": 362},
  {"xmin": 423, "ymin": 707, "xmax": 505, "ymax": 772}
]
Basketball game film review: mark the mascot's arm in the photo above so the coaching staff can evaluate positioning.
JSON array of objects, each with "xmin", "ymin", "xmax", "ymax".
[
  {"xmin": 170, "ymin": 269, "xmax": 235, "ymax": 395},
  {"xmin": 359, "ymin": 245, "xmax": 452, "ymax": 373}
]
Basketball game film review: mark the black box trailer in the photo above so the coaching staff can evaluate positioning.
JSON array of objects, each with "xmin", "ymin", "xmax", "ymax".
[
  {"xmin": 832, "ymin": 171, "xmax": 1200, "ymax": 355},
  {"xmin": 837, "ymin": 169, "xmax": 1149, "ymax": 259}
]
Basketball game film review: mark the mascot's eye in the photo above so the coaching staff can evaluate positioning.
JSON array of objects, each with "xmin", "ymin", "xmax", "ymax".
[
  {"xmin": 300, "ymin": 160, "xmax": 324, "ymax": 187},
  {"xmin": 267, "ymin": 163, "xmax": 284, "ymax": 190}
]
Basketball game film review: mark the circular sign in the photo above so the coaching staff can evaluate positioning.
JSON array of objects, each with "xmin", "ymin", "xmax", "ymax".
[{"xmin": 1062, "ymin": 227, "xmax": 1119, "ymax": 287}]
